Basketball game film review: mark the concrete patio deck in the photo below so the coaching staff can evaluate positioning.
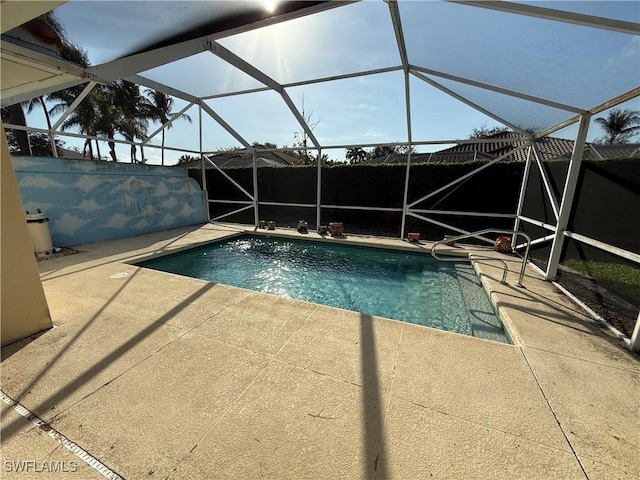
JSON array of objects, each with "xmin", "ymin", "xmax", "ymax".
[{"xmin": 1, "ymin": 223, "xmax": 638, "ymax": 479}]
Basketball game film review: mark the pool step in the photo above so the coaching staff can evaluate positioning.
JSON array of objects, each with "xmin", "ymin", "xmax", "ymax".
[{"xmin": 454, "ymin": 263, "xmax": 509, "ymax": 343}]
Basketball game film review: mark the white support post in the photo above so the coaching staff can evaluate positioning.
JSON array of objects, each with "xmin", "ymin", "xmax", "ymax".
[
  {"xmin": 629, "ymin": 311, "xmax": 640, "ymax": 352},
  {"xmin": 50, "ymin": 130, "xmax": 58, "ymax": 158},
  {"xmin": 388, "ymin": 0, "xmax": 412, "ymax": 240},
  {"xmin": 512, "ymin": 146, "xmax": 533, "ymax": 248},
  {"xmin": 400, "ymin": 71, "xmax": 412, "ymax": 240},
  {"xmin": 51, "ymin": 81, "xmax": 97, "ymax": 132},
  {"xmin": 531, "ymin": 144, "xmax": 560, "ymax": 219},
  {"xmin": 406, "ymin": 211, "xmax": 494, "ymax": 244},
  {"xmin": 252, "ymin": 149, "xmax": 259, "ymax": 227},
  {"xmin": 204, "ymin": 155, "xmax": 254, "ymax": 200},
  {"xmin": 545, "ymin": 114, "xmax": 591, "ymax": 280},
  {"xmin": 316, "ymin": 147, "xmax": 322, "ymax": 230},
  {"xmin": 199, "ymin": 104, "xmax": 209, "ymax": 221}
]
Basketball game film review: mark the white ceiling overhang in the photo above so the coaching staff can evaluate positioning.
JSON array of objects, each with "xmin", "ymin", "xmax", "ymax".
[{"xmin": 0, "ymin": 0, "xmax": 91, "ymax": 107}]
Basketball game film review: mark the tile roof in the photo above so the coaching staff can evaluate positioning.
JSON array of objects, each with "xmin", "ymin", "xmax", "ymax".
[
  {"xmin": 180, "ymin": 150, "xmax": 302, "ymax": 169},
  {"xmin": 367, "ymin": 133, "xmax": 640, "ymax": 165}
]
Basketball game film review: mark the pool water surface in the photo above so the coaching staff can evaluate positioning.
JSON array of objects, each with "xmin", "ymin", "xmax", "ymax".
[{"xmin": 138, "ymin": 235, "xmax": 509, "ymax": 343}]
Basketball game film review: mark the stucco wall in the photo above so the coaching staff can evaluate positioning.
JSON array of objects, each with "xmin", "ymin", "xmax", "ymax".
[
  {"xmin": 13, "ymin": 156, "xmax": 207, "ymax": 247},
  {"xmin": 2, "ymin": 127, "xmax": 52, "ymax": 346}
]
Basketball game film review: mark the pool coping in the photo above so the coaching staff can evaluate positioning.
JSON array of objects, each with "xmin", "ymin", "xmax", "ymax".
[
  {"xmin": 125, "ymin": 223, "xmax": 540, "ymax": 347},
  {"xmin": 132, "ymin": 227, "xmax": 511, "ymax": 345}
]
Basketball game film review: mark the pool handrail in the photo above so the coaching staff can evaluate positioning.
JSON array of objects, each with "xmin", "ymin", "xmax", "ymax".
[{"xmin": 430, "ymin": 229, "xmax": 532, "ymax": 287}]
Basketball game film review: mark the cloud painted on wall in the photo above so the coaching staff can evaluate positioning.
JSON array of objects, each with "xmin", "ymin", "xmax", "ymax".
[
  {"xmin": 18, "ymin": 175, "xmax": 65, "ymax": 188},
  {"xmin": 154, "ymin": 182, "xmax": 170, "ymax": 197},
  {"xmin": 174, "ymin": 182, "xmax": 195, "ymax": 194},
  {"xmin": 132, "ymin": 219, "xmax": 150, "ymax": 231},
  {"xmin": 179, "ymin": 203, "xmax": 198, "ymax": 217},
  {"xmin": 76, "ymin": 199, "xmax": 102, "ymax": 212},
  {"xmin": 71, "ymin": 162, "xmax": 102, "ymax": 172},
  {"xmin": 13, "ymin": 158, "xmax": 48, "ymax": 169},
  {"xmin": 142, "ymin": 204, "xmax": 156, "ymax": 216},
  {"xmin": 161, "ymin": 197, "xmax": 178, "ymax": 209},
  {"xmin": 51, "ymin": 213, "xmax": 91, "ymax": 236},
  {"xmin": 105, "ymin": 213, "xmax": 130, "ymax": 230},
  {"xmin": 14, "ymin": 157, "xmax": 206, "ymax": 248},
  {"xmin": 158, "ymin": 213, "xmax": 176, "ymax": 227},
  {"xmin": 74, "ymin": 175, "xmax": 103, "ymax": 191},
  {"xmin": 23, "ymin": 201, "xmax": 57, "ymax": 212},
  {"xmin": 114, "ymin": 176, "xmax": 152, "ymax": 193}
]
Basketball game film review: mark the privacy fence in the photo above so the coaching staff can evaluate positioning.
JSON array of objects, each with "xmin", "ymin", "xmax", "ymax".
[{"xmin": 189, "ymin": 158, "xmax": 639, "ymax": 263}]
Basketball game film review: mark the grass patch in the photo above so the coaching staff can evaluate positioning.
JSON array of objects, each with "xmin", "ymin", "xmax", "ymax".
[{"xmin": 563, "ymin": 259, "xmax": 640, "ymax": 306}]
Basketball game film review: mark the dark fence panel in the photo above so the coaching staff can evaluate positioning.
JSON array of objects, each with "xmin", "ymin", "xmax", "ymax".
[
  {"xmin": 521, "ymin": 159, "xmax": 640, "ymax": 264},
  {"xmin": 190, "ymin": 159, "xmax": 639, "ymax": 255}
]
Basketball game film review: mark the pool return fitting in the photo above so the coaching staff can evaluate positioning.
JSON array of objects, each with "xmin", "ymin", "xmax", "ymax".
[{"xmin": 431, "ymin": 229, "xmax": 532, "ymax": 287}]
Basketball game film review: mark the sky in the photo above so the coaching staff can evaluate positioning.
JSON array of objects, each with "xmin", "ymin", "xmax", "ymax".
[{"xmin": 23, "ymin": 0, "xmax": 640, "ymax": 165}]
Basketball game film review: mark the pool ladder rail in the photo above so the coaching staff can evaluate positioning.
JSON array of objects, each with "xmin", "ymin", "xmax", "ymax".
[{"xmin": 430, "ymin": 229, "xmax": 532, "ymax": 288}]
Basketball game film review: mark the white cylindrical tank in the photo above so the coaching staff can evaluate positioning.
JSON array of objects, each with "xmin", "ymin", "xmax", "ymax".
[{"xmin": 26, "ymin": 209, "xmax": 53, "ymax": 255}]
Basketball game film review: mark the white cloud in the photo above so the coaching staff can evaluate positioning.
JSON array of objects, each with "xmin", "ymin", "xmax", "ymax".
[
  {"xmin": 358, "ymin": 103, "xmax": 379, "ymax": 111},
  {"xmin": 75, "ymin": 199, "xmax": 101, "ymax": 212},
  {"xmin": 154, "ymin": 182, "xmax": 170, "ymax": 196},
  {"xmin": 12, "ymin": 158, "xmax": 48, "ymax": 169},
  {"xmin": 72, "ymin": 162, "xmax": 100, "ymax": 172},
  {"xmin": 113, "ymin": 176, "xmax": 152, "ymax": 193},
  {"xmin": 362, "ymin": 131, "xmax": 384, "ymax": 139},
  {"xmin": 74, "ymin": 175, "xmax": 103, "ymax": 192},
  {"xmin": 18, "ymin": 175, "xmax": 65, "ymax": 189},
  {"xmin": 142, "ymin": 204, "xmax": 156, "ymax": 216},
  {"xmin": 178, "ymin": 203, "xmax": 198, "ymax": 217},
  {"xmin": 174, "ymin": 182, "xmax": 195, "ymax": 194},
  {"xmin": 132, "ymin": 219, "xmax": 150, "ymax": 231},
  {"xmin": 50, "ymin": 213, "xmax": 90, "ymax": 236},
  {"xmin": 607, "ymin": 36, "xmax": 640, "ymax": 69},
  {"xmin": 105, "ymin": 213, "xmax": 130, "ymax": 229},
  {"xmin": 161, "ymin": 197, "xmax": 178, "ymax": 209},
  {"xmin": 23, "ymin": 201, "xmax": 56, "ymax": 212},
  {"xmin": 158, "ymin": 213, "xmax": 176, "ymax": 227}
]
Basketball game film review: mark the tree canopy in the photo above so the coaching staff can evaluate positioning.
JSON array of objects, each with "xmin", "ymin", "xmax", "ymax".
[{"xmin": 594, "ymin": 108, "xmax": 640, "ymax": 144}]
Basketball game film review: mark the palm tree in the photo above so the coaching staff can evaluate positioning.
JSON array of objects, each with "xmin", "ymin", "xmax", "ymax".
[
  {"xmin": 3, "ymin": 104, "xmax": 31, "ymax": 155},
  {"xmin": 371, "ymin": 145, "xmax": 398, "ymax": 158},
  {"xmin": 143, "ymin": 90, "xmax": 192, "ymax": 165},
  {"xmin": 22, "ymin": 42, "xmax": 91, "ymax": 157},
  {"xmin": 594, "ymin": 108, "xmax": 640, "ymax": 144},
  {"xmin": 345, "ymin": 147, "xmax": 369, "ymax": 164},
  {"xmin": 110, "ymin": 81, "xmax": 150, "ymax": 163},
  {"xmin": 52, "ymin": 90, "xmax": 102, "ymax": 159}
]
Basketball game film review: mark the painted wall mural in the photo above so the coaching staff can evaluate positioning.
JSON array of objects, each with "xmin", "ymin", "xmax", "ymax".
[{"xmin": 13, "ymin": 156, "xmax": 208, "ymax": 247}]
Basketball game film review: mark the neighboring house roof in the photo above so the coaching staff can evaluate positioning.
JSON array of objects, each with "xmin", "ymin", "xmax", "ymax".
[
  {"xmin": 180, "ymin": 150, "xmax": 302, "ymax": 169},
  {"xmin": 434, "ymin": 133, "xmax": 578, "ymax": 162},
  {"xmin": 57, "ymin": 147, "xmax": 88, "ymax": 160},
  {"xmin": 367, "ymin": 133, "xmax": 640, "ymax": 165},
  {"xmin": 582, "ymin": 143, "xmax": 640, "ymax": 160},
  {"xmin": 367, "ymin": 151, "xmax": 495, "ymax": 165}
]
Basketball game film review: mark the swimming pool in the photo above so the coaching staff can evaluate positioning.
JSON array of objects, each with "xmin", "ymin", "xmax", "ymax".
[{"xmin": 138, "ymin": 235, "xmax": 509, "ymax": 343}]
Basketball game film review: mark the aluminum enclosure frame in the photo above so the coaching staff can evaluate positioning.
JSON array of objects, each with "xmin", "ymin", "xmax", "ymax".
[{"xmin": 2, "ymin": 0, "xmax": 639, "ymax": 349}]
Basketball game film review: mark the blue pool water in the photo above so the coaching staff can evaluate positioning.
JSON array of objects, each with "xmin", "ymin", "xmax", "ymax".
[{"xmin": 138, "ymin": 235, "xmax": 509, "ymax": 343}]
